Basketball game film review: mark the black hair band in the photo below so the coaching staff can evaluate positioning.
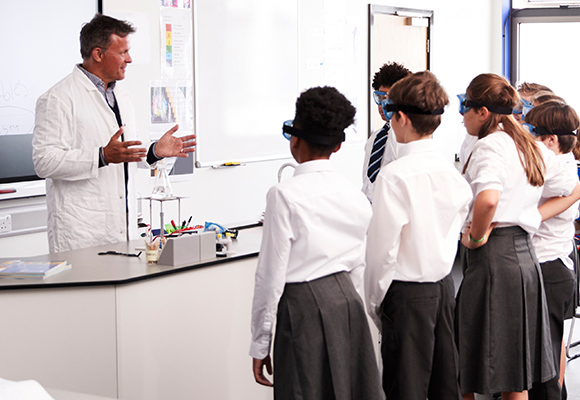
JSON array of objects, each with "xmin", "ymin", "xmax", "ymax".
[
  {"xmin": 384, "ymin": 104, "xmax": 444, "ymax": 116},
  {"xmin": 283, "ymin": 125, "xmax": 345, "ymax": 146},
  {"xmin": 464, "ymin": 99, "xmax": 513, "ymax": 115},
  {"xmin": 533, "ymin": 125, "xmax": 577, "ymax": 137}
]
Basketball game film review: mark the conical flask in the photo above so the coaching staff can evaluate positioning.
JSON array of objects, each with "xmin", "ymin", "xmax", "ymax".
[{"xmin": 151, "ymin": 161, "xmax": 173, "ymax": 199}]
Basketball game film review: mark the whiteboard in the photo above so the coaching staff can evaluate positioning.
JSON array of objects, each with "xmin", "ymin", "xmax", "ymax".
[
  {"xmin": 193, "ymin": 0, "xmax": 297, "ymax": 167},
  {"xmin": 0, "ymin": 0, "xmax": 98, "ymax": 185}
]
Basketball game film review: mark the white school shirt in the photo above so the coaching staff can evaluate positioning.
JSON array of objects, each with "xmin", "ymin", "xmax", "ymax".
[
  {"xmin": 464, "ymin": 131, "xmax": 576, "ymax": 235},
  {"xmin": 250, "ymin": 159, "xmax": 372, "ymax": 359},
  {"xmin": 362, "ymin": 124, "xmax": 402, "ymax": 202},
  {"xmin": 365, "ymin": 139, "xmax": 473, "ymax": 329},
  {"xmin": 533, "ymin": 151, "xmax": 580, "ymax": 270},
  {"xmin": 459, "ymin": 134, "xmax": 478, "ymax": 172}
]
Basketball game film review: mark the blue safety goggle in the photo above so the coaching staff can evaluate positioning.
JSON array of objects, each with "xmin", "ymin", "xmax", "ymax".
[
  {"xmin": 282, "ymin": 119, "xmax": 345, "ymax": 145},
  {"xmin": 522, "ymin": 123, "xmax": 576, "ymax": 138},
  {"xmin": 457, "ymin": 93, "xmax": 513, "ymax": 116},
  {"xmin": 381, "ymin": 98, "xmax": 444, "ymax": 121},
  {"xmin": 373, "ymin": 90, "xmax": 388, "ymax": 105},
  {"xmin": 513, "ymin": 98, "xmax": 532, "ymax": 114},
  {"xmin": 457, "ymin": 93, "xmax": 470, "ymax": 115}
]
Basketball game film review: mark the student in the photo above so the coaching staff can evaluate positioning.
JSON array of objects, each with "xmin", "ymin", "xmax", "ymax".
[
  {"xmin": 525, "ymin": 101, "xmax": 580, "ymax": 400},
  {"xmin": 456, "ymin": 73, "xmax": 579, "ymax": 400},
  {"xmin": 513, "ymin": 82, "xmax": 553, "ymax": 123},
  {"xmin": 365, "ymin": 70, "xmax": 472, "ymax": 400},
  {"xmin": 250, "ymin": 86, "xmax": 383, "ymax": 400},
  {"xmin": 362, "ymin": 62, "xmax": 410, "ymax": 202}
]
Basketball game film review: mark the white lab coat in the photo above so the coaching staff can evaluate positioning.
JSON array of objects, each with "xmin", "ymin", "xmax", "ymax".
[{"xmin": 33, "ymin": 66, "xmax": 152, "ymax": 253}]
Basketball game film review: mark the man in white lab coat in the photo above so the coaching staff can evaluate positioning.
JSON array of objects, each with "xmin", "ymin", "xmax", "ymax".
[{"xmin": 32, "ymin": 14, "xmax": 195, "ymax": 253}]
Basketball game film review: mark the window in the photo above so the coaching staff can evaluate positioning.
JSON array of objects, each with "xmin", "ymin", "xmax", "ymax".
[{"xmin": 510, "ymin": 7, "xmax": 580, "ymax": 111}]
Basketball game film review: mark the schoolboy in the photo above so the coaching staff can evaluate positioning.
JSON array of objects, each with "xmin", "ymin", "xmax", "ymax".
[
  {"xmin": 250, "ymin": 86, "xmax": 383, "ymax": 400},
  {"xmin": 365, "ymin": 71, "xmax": 472, "ymax": 400},
  {"xmin": 362, "ymin": 62, "xmax": 410, "ymax": 201}
]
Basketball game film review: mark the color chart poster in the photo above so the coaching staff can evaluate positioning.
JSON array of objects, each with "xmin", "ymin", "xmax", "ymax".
[{"xmin": 160, "ymin": 8, "xmax": 192, "ymax": 80}]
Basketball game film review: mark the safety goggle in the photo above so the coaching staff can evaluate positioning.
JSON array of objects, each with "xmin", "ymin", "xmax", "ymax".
[
  {"xmin": 282, "ymin": 119, "xmax": 345, "ymax": 145},
  {"xmin": 513, "ymin": 98, "xmax": 532, "ymax": 114},
  {"xmin": 381, "ymin": 98, "xmax": 444, "ymax": 121},
  {"xmin": 457, "ymin": 93, "xmax": 471, "ymax": 115},
  {"xmin": 457, "ymin": 93, "xmax": 513, "ymax": 116},
  {"xmin": 522, "ymin": 101, "xmax": 534, "ymax": 121},
  {"xmin": 522, "ymin": 122, "xmax": 577, "ymax": 137},
  {"xmin": 373, "ymin": 90, "xmax": 388, "ymax": 105}
]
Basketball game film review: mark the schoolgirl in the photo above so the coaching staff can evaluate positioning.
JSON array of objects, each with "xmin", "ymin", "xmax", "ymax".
[
  {"xmin": 250, "ymin": 86, "xmax": 383, "ymax": 400},
  {"xmin": 525, "ymin": 101, "xmax": 580, "ymax": 400},
  {"xmin": 456, "ymin": 73, "xmax": 579, "ymax": 400}
]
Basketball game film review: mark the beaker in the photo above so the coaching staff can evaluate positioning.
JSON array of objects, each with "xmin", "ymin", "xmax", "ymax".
[{"xmin": 151, "ymin": 161, "xmax": 173, "ymax": 199}]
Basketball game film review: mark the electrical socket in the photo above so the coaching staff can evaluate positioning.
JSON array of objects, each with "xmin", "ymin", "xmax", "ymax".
[{"xmin": 0, "ymin": 215, "xmax": 12, "ymax": 233}]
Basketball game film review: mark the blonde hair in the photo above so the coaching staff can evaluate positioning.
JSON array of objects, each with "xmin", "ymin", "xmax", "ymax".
[{"xmin": 465, "ymin": 74, "xmax": 545, "ymax": 186}]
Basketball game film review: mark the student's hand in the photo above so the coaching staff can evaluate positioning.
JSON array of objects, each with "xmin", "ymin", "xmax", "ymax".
[
  {"xmin": 461, "ymin": 222, "xmax": 495, "ymax": 250},
  {"xmin": 154, "ymin": 124, "xmax": 196, "ymax": 158},
  {"xmin": 252, "ymin": 356, "xmax": 273, "ymax": 387},
  {"xmin": 103, "ymin": 127, "xmax": 147, "ymax": 164}
]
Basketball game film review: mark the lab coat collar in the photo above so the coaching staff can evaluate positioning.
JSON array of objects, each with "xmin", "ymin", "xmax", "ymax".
[{"xmin": 293, "ymin": 159, "xmax": 334, "ymax": 177}]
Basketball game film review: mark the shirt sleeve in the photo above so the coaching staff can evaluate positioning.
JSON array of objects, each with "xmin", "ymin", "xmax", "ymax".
[
  {"xmin": 364, "ymin": 171, "xmax": 409, "ymax": 330},
  {"xmin": 541, "ymin": 145, "xmax": 577, "ymax": 198},
  {"xmin": 249, "ymin": 186, "xmax": 293, "ymax": 359},
  {"xmin": 466, "ymin": 136, "xmax": 508, "ymax": 196}
]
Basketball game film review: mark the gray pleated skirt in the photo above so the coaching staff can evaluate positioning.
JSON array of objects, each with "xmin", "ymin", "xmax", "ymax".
[
  {"xmin": 455, "ymin": 226, "xmax": 556, "ymax": 394},
  {"xmin": 273, "ymin": 271, "xmax": 384, "ymax": 400}
]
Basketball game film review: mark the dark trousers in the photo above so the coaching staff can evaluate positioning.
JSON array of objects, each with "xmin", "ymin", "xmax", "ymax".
[
  {"xmin": 380, "ymin": 273, "xmax": 461, "ymax": 400},
  {"xmin": 529, "ymin": 259, "xmax": 575, "ymax": 400}
]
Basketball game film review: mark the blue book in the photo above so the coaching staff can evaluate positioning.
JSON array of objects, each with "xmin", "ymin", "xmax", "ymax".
[{"xmin": 0, "ymin": 260, "xmax": 71, "ymax": 279}]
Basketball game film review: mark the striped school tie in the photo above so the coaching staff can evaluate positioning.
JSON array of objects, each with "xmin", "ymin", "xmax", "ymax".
[{"xmin": 367, "ymin": 123, "xmax": 389, "ymax": 183}]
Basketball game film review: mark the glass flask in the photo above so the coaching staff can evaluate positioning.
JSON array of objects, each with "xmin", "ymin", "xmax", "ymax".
[{"xmin": 151, "ymin": 161, "xmax": 173, "ymax": 199}]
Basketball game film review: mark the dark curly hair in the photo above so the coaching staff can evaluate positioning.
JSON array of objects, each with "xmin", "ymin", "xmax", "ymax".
[
  {"xmin": 293, "ymin": 86, "xmax": 356, "ymax": 154},
  {"xmin": 372, "ymin": 62, "xmax": 411, "ymax": 90},
  {"xmin": 80, "ymin": 14, "xmax": 135, "ymax": 60}
]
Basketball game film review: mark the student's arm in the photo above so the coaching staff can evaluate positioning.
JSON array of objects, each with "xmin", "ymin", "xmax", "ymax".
[
  {"xmin": 539, "ymin": 182, "xmax": 580, "ymax": 222},
  {"xmin": 364, "ymin": 176, "xmax": 407, "ymax": 330},
  {"xmin": 461, "ymin": 189, "xmax": 499, "ymax": 249},
  {"xmin": 249, "ymin": 187, "xmax": 292, "ymax": 385}
]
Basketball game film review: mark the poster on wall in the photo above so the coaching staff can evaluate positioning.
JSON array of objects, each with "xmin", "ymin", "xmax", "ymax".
[
  {"xmin": 160, "ymin": 0, "xmax": 191, "ymax": 8},
  {"xmin": 160, "ymin": 8, "xmax": 192, "ymax": 80},
  {"xmin": 150, "ymin": 81, "xmax": 194, "ymax": 179}
]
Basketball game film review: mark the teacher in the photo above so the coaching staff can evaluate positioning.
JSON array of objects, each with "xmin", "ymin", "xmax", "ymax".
[{"xmin": 32, "ymin": 14, "xmax": 195, "ymax": 253}]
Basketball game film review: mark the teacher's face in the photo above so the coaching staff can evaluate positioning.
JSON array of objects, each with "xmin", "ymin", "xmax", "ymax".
[{"xmin": 100, "ymin": 34, "xmax": 132, "ymax": 84}]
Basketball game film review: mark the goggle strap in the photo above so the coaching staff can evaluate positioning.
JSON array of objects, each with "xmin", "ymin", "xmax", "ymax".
[
  {"xmin": 385, "ymin": 104, "xmax": 444, "ymax": 116},
  {"xmin": 282, "ymin": 124, "xmax": 345, "ymax": 145},
  {"xmin": 464, "ymin": 100, "xmax": 513, "ymax": 115},
  {"xmin": 533, "ymin": 125, "xmax": 577, "ymax": 136}
]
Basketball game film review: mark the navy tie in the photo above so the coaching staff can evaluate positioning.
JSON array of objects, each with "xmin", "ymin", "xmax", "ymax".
[{"xmin": 367, "ymin": 124, "xmax": 389, "ymax": 183}]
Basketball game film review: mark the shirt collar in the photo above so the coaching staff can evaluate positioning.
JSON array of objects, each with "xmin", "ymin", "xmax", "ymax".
[
  {"xmin": 77, "ymin": 64, "xmax": 117, "ymax": 108},
  {"xmin": 293, "ymin": 159, "xmax": 334, "ymax": 177},
  {"xmin": 397, "ymin": 138, "xmax": 435, "ymax": 158}
]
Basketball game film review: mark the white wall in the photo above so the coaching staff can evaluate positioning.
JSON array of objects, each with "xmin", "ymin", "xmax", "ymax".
[{"xmin": 0, "ymin": 0, "xmax": 500, "ymax": 256}]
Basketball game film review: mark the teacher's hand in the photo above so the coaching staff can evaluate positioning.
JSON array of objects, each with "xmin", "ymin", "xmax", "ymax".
[
  {"xmin": 154, "ymin": 124, "xmax": 196, "ymax": 158},
  {"xmin": 103, "ymin": 127, "xmax": 147, "ymax": 164}
]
